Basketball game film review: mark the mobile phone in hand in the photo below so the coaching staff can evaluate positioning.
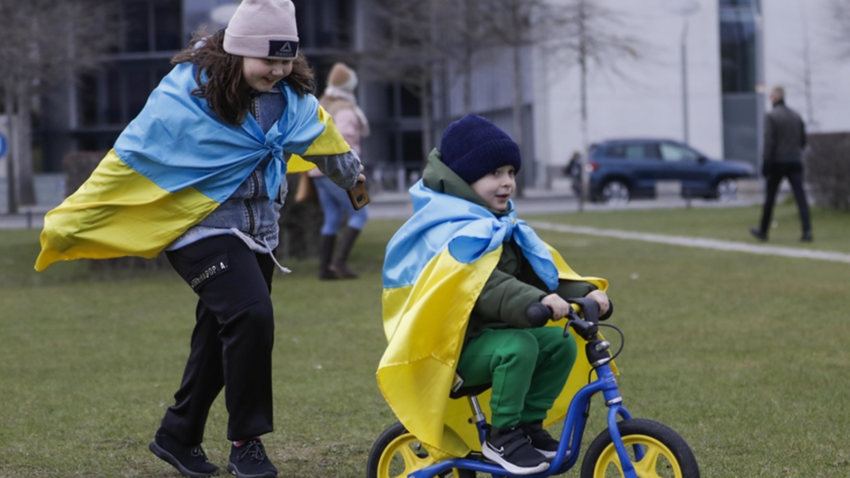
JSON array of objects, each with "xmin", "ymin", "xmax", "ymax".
[{"xmin": 347, "ymin": 182, "xmax": 370, "ymax": 210}]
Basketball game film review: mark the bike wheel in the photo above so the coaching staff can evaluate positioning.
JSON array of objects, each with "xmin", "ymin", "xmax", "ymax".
[
  {"xmin": 580, "ymin": 418, "xmax": 699, "ymax": 478},
  {"xmin": 366, "ymin": 422, "xmax": 476, "ymax": 478}
]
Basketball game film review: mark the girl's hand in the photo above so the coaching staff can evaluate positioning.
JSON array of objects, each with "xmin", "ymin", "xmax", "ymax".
[
  {"xmin": 358, "ymin": 164, "xmax": 366, "ymax": 183},
  {"xmin": 541, "ymin": 293, "xmax": 571, "ymax": 320},
  {"xmin": 585, "ymin": 289, "xmax": 610, "ymax": 316}
]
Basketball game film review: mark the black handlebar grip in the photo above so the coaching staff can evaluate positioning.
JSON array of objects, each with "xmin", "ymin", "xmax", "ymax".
[
  {"xmin": 526, "ymin": 302, "xmax": 552, "ymax": 327},
  {"xmin": 567, "ymin": 297, "xmax": 600, "ymax": 324}
]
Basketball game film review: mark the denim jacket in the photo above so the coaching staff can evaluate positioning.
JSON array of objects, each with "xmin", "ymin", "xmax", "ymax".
[{"xmin": 167, "ymin": 85, "xmax": 361, "ymax": 253}]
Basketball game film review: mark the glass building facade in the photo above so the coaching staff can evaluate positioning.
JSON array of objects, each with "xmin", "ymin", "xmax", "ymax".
[
  {"xmin": 719, "ymin": 0, "xmax": 763, "ymax": 164},
  {"xmin": 40, "ymin": 0, "xmax": 418, "ymax": 179}
]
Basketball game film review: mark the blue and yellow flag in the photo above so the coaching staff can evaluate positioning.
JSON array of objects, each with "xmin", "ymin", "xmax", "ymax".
[
  {"xmin": 379, "ymin": 182, "xmax": 608, "ymax": 460},
  {"xmin": 35, "ymin": 63, "xmax": 349, "ymax": 271}
]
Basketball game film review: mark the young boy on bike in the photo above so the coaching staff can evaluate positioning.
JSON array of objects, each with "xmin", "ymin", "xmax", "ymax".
[{"xmin": 378, "ymin": 114, "xmax": 611, "ymax": 475}]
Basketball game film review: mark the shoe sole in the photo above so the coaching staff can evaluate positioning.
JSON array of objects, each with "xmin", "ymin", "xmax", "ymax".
[
  {"xmin": 534, "ymin": 447, "xmax": 557, "ymax": 461},
  {"xmin": 149, "ymin": 441, "xmax": 219, "ymax": 478},
  {"xmin": 481, "ymin": 445, "xmax": 549, "ymax": 475},
  {"xmin": 226, "ymin": 462, "xmax": 278, "ymax": 478}
]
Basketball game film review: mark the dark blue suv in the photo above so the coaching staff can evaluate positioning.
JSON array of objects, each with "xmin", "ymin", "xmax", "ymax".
[{"xmin": 568, "ymin": 139, "xmax": 756, "ymax": 203}]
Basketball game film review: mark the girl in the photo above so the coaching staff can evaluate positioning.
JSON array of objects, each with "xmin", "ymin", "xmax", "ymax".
[
  {"xmin": 312, "ymin": 62, "xmax": 371, "ymax": 279},
  {"xmin": 35, "ymin": 1, "xmax": 363, "ymax": 477}
]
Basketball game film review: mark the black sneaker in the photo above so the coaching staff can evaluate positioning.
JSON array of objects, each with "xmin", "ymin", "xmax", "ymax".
[
  {"xmin": 801, "ymin": 231, "xmax": 813, "ymax": 242},
  {"xmin": 749, "ymin": 227, "xmax": 768, "ymax": 241},
  {"xmin": 227, "ymin": 439, "xmax": 278, "ymax": 478},
  {"xmin": 520, "ymin": 421, "xmax": 559, "ymax": 460},
  {"xmin": 148, "ymin": 427, "xmax": 219, "ymax": 477},
  {"xmin": 482, "ymin": 426, "xmax": 549, "ymax": 475}
]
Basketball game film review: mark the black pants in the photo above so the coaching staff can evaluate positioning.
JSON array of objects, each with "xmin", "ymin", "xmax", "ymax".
[
  {"xmin": 758, "ymin": 164, "xmax": 812, "ymax": 235},
  {"xmin": 162, "ymin": 235, "xmax": 276, "ymax": 444}
]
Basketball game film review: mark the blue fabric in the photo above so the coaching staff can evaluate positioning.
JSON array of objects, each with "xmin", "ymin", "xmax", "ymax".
[
  {"xmin": 167, "ymin": 87, "xmax": 290, "ymax": 251},
  {"xmin": 313, "ymin": 176, "xmax": 368, "ymax": 234},
  {"xmin": 113, "ymin": 63, "xmax": 325, "ymax": 204},
  {"xmin": 440, "ymin": 114, "xmax": 522, "ymax": 184},
  {"xmin": 382, "ymin": 181, "xmax": 559, "ymax": 291}
]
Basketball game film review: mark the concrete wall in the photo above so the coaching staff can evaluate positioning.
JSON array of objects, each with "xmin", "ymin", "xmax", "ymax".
[
  {"xmin": 533, "ymin": 0, "xmax": 724, "ymax": 178},
  {"xmin": 762, "ymin": 0, "xmax": 850, "ymax": 134},
  {"xmin": 533, "ymin": 0, "xmax": 850, "ymax": 183}
]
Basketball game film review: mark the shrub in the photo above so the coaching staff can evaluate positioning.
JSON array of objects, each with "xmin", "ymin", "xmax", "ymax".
[{"xmin": 806, "ymin": 132, "xmax": 850, "ymax": 211}]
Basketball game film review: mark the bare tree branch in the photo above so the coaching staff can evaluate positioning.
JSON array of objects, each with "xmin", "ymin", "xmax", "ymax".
[
  {"xmin": 828, "ymin": 0, "xmax": 850, "ymax": 59},
  {"xmin": 0, "ymin": 0, "xmax": 118, "ymax": 208}
]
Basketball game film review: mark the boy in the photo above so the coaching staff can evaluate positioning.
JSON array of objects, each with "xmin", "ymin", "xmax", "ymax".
[{"xmin": 378, "ymin": 115, "xmax": 611, "ymax": 475}]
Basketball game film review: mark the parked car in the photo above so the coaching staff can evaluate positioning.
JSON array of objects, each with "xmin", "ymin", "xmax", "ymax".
[{"xmin": 569, "ymin": 138, "xmax": 756, "ymax": 204}]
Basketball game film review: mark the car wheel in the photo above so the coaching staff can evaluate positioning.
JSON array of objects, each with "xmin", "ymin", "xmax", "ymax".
[
  {"xmin": 715, "ymin": 178, "xmax": 737, "ymax": 201},
  {"xmin": 600, "ymin": 180, "xmax": 630, "ymax": 205}
]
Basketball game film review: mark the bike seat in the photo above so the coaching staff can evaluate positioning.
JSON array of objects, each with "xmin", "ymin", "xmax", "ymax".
[{"xmin": 449, "ymin": 383, "xmax": 492, "ymax": 399}]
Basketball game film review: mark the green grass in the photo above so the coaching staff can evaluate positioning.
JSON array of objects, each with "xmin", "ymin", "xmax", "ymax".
[
  {"xmin": 1, "ymin": 206, "xmax": 849, "ymax": 477},
  {"xmin": 535, "ymin": 202, "xmax": 849, "ymax": 253}
]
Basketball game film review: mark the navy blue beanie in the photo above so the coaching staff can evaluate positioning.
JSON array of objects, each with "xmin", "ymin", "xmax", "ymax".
[{"xmin": 440, "ymin": 114, "xmax": 521, "ymax": 184}]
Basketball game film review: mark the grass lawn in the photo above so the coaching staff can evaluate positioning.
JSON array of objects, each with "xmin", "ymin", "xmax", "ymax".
[
  {"xmin": 1, "ymin": 205, "xmax": 849, "ymax": 477},
  {"xmin": 535, "ymin": 202, "xmax": 850, "ymax": 253}
]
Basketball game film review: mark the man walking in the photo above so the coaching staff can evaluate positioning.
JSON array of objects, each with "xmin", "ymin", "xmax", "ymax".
[{"xmin": 750, "ymin": 86, "xmax": 813, "ymax": 242}]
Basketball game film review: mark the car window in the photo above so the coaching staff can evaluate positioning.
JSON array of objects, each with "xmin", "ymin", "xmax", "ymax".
[
  {"xmin": 644, "ymin": 143, "xmax": 662, "ymax": 159},
  {"xmin": 660, "ymin": 143, "xmax": 700, "ymax": 162},
  {"xmin": 605, "ymin": 144, "xmax": 652, "ymax": 159}
]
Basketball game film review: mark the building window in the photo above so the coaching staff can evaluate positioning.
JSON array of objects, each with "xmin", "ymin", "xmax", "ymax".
[
  {"xmin": 292, "ymin": 0, "xmax": 353, "ymax": 49},
  {"xmin": 719, "ymin": 1, "xmax": 757, "ymax": 93},
  {"xmin": 121, "ymin": 0, "xmax": 183, "ymax": 53}
]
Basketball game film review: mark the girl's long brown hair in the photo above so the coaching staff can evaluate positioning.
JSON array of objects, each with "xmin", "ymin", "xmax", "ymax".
[{"xmin": 171, "ymin": 29, "xmax": 315, "ymax": 126}]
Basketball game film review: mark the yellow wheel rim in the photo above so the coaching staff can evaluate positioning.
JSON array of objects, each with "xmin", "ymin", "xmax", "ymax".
[
  {"xmin": 592, "ymin": 434, "xmax": 683, "ymax": 478},
  {"xmin": 377, "ymin": 432, "xmax": 468, "ymax": 478}
]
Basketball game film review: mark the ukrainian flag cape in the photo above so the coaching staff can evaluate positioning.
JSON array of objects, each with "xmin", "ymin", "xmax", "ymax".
[
  {"xmin": 35, "ymin": 63, "xmax": 349, "ymax": 271},
  {"xmin": 379, "ymin": 182, "xmax": 608, "ymax": 461}
]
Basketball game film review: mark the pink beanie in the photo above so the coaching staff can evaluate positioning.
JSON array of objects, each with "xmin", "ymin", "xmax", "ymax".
[{"xmin": 223, "ymin": 0, "xmax": 299, "ymax": 60}]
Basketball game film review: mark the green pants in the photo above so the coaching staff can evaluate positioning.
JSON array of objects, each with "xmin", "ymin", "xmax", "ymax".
[{"xmin": 456, "ymin": 327, "xmax": 577, "ymax": 429}]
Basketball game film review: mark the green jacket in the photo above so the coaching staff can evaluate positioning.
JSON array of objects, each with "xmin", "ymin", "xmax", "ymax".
[{"xmin": 421, "ymin": 149, "xmax": 597, "ymax": 342}]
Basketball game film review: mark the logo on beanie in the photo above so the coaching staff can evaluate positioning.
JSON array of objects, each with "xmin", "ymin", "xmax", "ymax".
[{"xmin": 268, "ymin": 40, "xmax": 298, "ymax": 59}]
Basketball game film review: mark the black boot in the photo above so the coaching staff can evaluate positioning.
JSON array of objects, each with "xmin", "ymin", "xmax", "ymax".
[
  {"xmin": 331, "ymin": 227, "xmax": 361, "ymax": 279},
  {"xmin": 318, "ymin": 234, "xmax": 339, "ymax": 280}
]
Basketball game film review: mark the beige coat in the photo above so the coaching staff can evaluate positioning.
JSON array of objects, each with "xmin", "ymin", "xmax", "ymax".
[{"xmin": 311, "ymin": 87, "xmax": 370, "ymax": 177}]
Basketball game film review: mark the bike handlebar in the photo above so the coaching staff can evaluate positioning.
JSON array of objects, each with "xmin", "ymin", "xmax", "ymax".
[
  {"xmin": 525, "ymin": 297, "xmax": 607, "ymax": 340},
  {"xmin": 525, "ymin": 297, "xmax": 604, "ymax": 325},
  {"xmin": 525, "ymin": 302, "xmax": 553, "ymax": 327}
]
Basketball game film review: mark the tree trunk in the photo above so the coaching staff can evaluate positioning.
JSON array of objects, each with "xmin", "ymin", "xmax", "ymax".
[
  {"xmin": 578, "ymin": 0, "xmax": 590, "ymax": 210},
  {"xmin": 462, "ymin": 50, "xmax": 473, "ymax": 115},
  {"xmin": 462, "ymin": 0, "xmax": 474, "ymax": 114},
  {"xmin": 15, "ymin": 81, "xmax": 36, "ymax": 205},
  {"xmin": 3, "ymin": 89, "xmax": 17, "ymax": 214},
  {"xmin": 420, "ymin": 75, "xmax": 433, "ymax": 165},
  {"xmin": 512, "ymin": 43, "xmax": 526, "ymax": 197}
]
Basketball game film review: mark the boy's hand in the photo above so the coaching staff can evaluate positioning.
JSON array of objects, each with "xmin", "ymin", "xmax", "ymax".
[
  {"xmin": 541, "ymin": 294, "xmax": 571, "ymax": 320},
  {"xmin": 585, "ymin": 290, "xmax": 610, "ymax": 316}
]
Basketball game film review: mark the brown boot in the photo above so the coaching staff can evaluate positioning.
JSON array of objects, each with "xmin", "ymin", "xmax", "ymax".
[
  {"xmin": 318, "ymin": 234, "xmax": 339, "ymax": 280},
  {"xmin": 331, "ymin": 226, "xmax": 361, "ymax": 279}
]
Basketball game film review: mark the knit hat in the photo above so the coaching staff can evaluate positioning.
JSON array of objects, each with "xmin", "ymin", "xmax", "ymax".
[
  {"xmin": 440, "ymin": 114, "xmax": 522, "ymax": 184},
  {"xmin": 223, "ymin": 0, "xmax": 299, "ymax": 60},
  {"xmin": 327, "ymin": 63, "xmax": 358, "ymax": 92}
]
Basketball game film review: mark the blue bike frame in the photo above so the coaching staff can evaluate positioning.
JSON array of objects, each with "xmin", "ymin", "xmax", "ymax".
[{"xmin": 408, "ymin": 361, "xmax": 641, "ymax": 478}]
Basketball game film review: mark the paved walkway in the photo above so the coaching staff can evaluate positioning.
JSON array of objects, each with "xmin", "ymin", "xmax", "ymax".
[{"xmin": 530, "ymin": 221, "xmax": 850, "ymax": 264}]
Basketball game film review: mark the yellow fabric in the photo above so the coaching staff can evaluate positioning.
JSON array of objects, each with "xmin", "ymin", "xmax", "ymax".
[
  {"xmin": 378, "ymin": 244, "xmax": 609, "ymax": 461},
  {"xmin": 35, "ymin": 150, "xmax": 218, "ymax": 271},
  {"xmin": 287, "ymin": 107, "xmax": 352, "ymax": 173},
  {"xmin": 35, "ymin": 108, "xmax": 351, "ymax": 272}
]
